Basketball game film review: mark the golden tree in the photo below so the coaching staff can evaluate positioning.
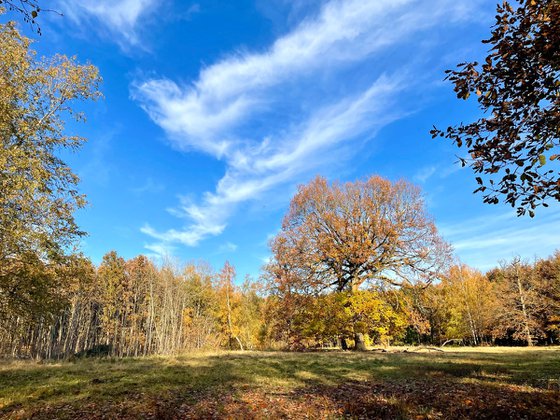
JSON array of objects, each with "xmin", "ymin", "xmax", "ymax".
[
  {"xmin": 266, "ymin": 175, "xmax": 450, "ymax": 349},
  {"xmin": 439, "ymin": 264, "xmax": 499, "ymax": 345},
  {"xmin": 0, "ymin": 17, "xmax": 101, "ymax": 318},
  {"xmin": 216, "ymin": 261, "xmax": 244, "ymax": 350}
]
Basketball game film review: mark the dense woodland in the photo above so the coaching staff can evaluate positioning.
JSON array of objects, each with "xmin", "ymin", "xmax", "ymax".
[{"xmin": 1, "ymin": 250, "xmax": 559, "ymax": 359}]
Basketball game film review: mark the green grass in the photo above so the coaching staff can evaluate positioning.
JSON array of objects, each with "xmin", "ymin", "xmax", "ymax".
[{"xmin": 1, "ymin": 347, "xmax": 559, "ymax": 419}]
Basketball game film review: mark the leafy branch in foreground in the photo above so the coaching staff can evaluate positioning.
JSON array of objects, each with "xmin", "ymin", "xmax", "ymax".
[
  {"xmin": 432, "ymin": 0, "xmax": 560, "ymax": 217},
  {"xmin": 0, "ymin": 1, "xmax": 61, "ymax": 34}
]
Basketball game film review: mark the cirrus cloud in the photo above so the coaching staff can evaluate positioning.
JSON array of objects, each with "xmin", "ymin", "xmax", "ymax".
[
  {"xmin": 132, "ymin": 0, "xmax": 486, "ymax": 252},
  {"xmin": 58, "ymin": 0, "xmax": 161, "ymax": 47}
]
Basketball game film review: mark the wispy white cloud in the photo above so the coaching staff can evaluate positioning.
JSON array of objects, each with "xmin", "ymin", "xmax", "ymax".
[
  {"xmin": 133, "ymin": 0, "xmax": 484, "ymax": 252},
  {"xmin": 130, "ymin": 177, "xmax": 165, "ymax": 195},
  {"xmin": 182, "ymin": 3, "xmax": 201, "ymax": 20},
  {"xmin": 440, "ymin": 209, "xmax": 560, "ymax": 270},
  {"xmin": 59, "ymin": 0, "xmax": 160, "ymax": 46},
  {"xmin": 218, "ymin": 242, "xmax": 238, "ymax": 253},
  {"xmin": 143, "ymin": 241, "xmax": 175, "ymax": 260},
  {"xmin": 139, "ymin": 77, "xmax": 405, "ymax": 247},
  {"xmin": 414, "ymin": 166, "xmax": 437, "ymax": 184},
  {"xmin": 261, "ymin": 230, "xmax": 281, "ymax": 247}
]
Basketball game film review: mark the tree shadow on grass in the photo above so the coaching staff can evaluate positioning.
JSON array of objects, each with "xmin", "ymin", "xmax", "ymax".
[
  {"xmin": 292, "ymin": 379, "xmax": 559, "ymax": 419},
  {"xmin": 0, "ymin": 357, "xmax": 241, "ymax": 419},
  {"xmin": 183, "ymin": 352, "xmax": 560, "ymax": 419},
  {"xmin": 0, "ymin": 350, "xmax": 559, "ymax": 419}
]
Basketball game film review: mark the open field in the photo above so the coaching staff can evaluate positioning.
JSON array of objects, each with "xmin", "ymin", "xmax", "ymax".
[{"xmin": 1, "ymin": 347, "xmax": 559, "ymax": 419}]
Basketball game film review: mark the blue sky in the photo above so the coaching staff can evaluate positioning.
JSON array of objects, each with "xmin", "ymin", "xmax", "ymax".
[{"xmin": 5, "ymin": 0, "xmax": 560, "ymax": 278}]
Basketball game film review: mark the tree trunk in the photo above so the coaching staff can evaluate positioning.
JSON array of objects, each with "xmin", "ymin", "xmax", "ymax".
[
  {"xmin": 354, "ymin": 332, "xmax": 367, "ymax": 351},
  {"xmin": 515, "ymin": 264, "xmax": 533, "ymax": 346},
  {"xmin": 459, "ymin": 269, "xmax": 479, "ymax": 346},
  {"xmin": 234, "ymin": 335, "xmax": 244, "ymax": 351},
  {"xmin": 339, "ymin": 336, "xmax": 349, "ymax": 350},
  {"xmin": 225, "ymin": 280, "xmax": 243, "ymax": 351}
]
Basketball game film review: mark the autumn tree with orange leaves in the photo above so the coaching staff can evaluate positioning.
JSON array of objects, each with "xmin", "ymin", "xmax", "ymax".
[{"xmin": 266, "ymin": 175, "xmax": 450, "ymax": 350}]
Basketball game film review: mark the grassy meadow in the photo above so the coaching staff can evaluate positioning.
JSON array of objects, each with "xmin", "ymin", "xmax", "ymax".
[{"xmin": 1, "ymin": 347, "xmax": 559, "ymax": 419}]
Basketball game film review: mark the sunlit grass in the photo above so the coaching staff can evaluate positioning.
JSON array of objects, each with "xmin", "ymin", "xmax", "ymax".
[{"xmin": 1, "ymin": 347, "xmax": 559, "ymax": 419}]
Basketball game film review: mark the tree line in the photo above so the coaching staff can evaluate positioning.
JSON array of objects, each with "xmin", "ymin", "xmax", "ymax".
[
  {"xmin": 0, "ymin": 253, "xmax": 265, "ymax": 358},
  {"xmin": 266, "ymin": 254, "xmax": 560, "ymax": 350},
  {"xmin": 1, "ymin": 249, "xmax": 558, "ymax": 359}
]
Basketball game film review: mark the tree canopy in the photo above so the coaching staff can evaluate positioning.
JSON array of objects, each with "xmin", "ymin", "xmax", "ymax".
[
  {"xmin": 432, "ymin": 0, "xmax": 560, "ymax": 216},
  {"xmin": 266, "ymin": 175, "xmax": 450, "ymax": 295},
  {"xmin": 0, "ymin": 17, "xmax": 101, "ymax": 316}
]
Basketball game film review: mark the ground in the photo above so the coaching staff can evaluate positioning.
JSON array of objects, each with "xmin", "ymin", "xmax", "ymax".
[{"xmin": 1, "ymin": 347, "xmax": 559, "ymax": 419}]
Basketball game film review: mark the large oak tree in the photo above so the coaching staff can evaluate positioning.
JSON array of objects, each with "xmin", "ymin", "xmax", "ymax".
[{"xmin": 266, "ymin": 175, "xmax": 450, "ymax": 349}]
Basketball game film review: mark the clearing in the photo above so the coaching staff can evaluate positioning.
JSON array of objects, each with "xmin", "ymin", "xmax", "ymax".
[{"xmin": 1, "ymin": 347, "xmax": 559, "ymax": 419}]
